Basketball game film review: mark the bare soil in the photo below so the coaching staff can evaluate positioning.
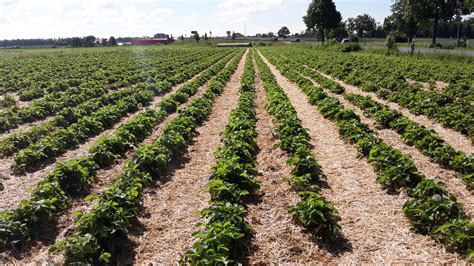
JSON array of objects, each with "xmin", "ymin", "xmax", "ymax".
[
  {"xmin": 406, "ymin": 79, "xmax": 449, "ymax": 92},
  {"xmin": 258, "ymin": 51, "xmax": 465, "ymax": 264}
]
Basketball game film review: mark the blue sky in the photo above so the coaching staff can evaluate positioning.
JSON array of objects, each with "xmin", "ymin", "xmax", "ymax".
[{"xmin": 0, "ymin": 0, "xmax": 393, "ymax": 39}]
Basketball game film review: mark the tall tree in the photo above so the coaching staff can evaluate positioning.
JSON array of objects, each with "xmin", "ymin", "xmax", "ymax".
[
  {"xmin": 278, "ymin": 26, "xmax": 291, "ymax": 38},
  {"xmin": 71, "ymin": 37, "xmax": 82, "ymax": 48},
  {"xmin": 204, "ymin": 32, "xmax": 208, "ymax": 43},
  {"xmin": 346, "ymin": 14, "xmax": 377, "ymax": 39},
  {"xmin": 467, "ymin": 0, "xmax": 474, "ymax": 10},
  {"xmin": 194, "ymin": 32, "xmax": 200, "ymax": 43},
  {"xmin": 84, "ymin": 35, "xmax": 96, "ymax": 47},
  {"xmin": 423, "ymin": 0, "xmax": 458, "ymax": 45},
  {"xmin": 108, "ymin": 36, "xmax": 117, "ymax": 46},
  {"xmin": 385, "ymin": 0, "xmax": 425, "ymax": 43},
  {"xmin": 303, "ymin": 0, "xmax": 342, "ymax": 43}
]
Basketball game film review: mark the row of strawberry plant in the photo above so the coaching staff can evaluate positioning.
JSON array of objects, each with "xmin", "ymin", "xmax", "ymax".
[
  {"xmin": 0, "ymin": 48, "xmax": 213, "ymax": 126},
  {"xmin": 346, "ymin": 94, "xmax": 473, "ymax": 190},
  {"xmin": 255, "ymin": 52, "xmax": 341, "ymax": 237},
  {"xmin": 47, "ymin": 52, "xmax": 244, "ymax": 263},
  {"xmin": 182, "ymin": 50, "xmax": 259, "ymax": 264},
  {"xmin": 293, "ymin": 46, "xmax": 473, "ymax": 100},
  {"xmin": 0, "ymin": 86, "xmax": 139, "ymax": 157},
  {"xmin": 0, "ymin": 49, "xmax": 219, "ymax": 133},
  {"xmin": 0, "ymin": 49, "xmax": 226, "ymax": 158},
  {"xmin": 90, "ymin": 52, "xmax": 237, "ymax": 168},
  {"xmin": 14, "ymin": 48, "xmax": 213, "ymax": 102},
  {"xmin": 274, "ymin": 52, "xmax": 473, "ymax": 191},
  {"xmin": 1, "ymin": 48, "xmax": 203, "ymax": 99},
  {"xmin": 12, "ymin": 89, "xmax": 153, "ymax": 172},
  {"xmin": 0, "ymin": 51, "xmax": 239, "ymax": 250},
  {"xmin": 9, "ymin": 51, "xmax": 233, "ymax": 172},
  {"xmin": 288, "ymin": 58, "xmax": 344, "ymax": 95},
  {"xmin": 0, "ymin": 94, "xmax": 16, "ymax": 109},
  {"xmin": 265, "ymin": 47, "xmax": 474, "ymax": 140},
  {"xmin": 261, "ymin": 49, "xmax": 473, "ymax": 260}
]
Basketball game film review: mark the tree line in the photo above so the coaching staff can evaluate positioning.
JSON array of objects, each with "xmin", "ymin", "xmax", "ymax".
[
  {"xmin": 2, "ymin": 0, "xmax": 473, "ymax": 48},
  {"xmin": 1, "ymin": 36, "xmax": 122, "ymax": 48},
  {"xmin": 303, "ymin": 0, "xmax": 473, "ymax": 45}
]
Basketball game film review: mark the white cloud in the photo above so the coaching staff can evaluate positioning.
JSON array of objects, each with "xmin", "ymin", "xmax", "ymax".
[
  {"xmin": 31, "ymin": 15, "xmax": 59, "ymax": 25},
  {"xmin": 185, "ymin": 12, "xmax": 197, "ymax": 21},
  {"xmin": 217, "ymin": 0, "xmax": 282, "ymax": 17},
  {"xmin": 233, "ymin": 16, "xmax": 249, "ymax": 23},
  {"xmin": 150, "ymin": 8, "xmax": 175, "ymax": 16},
  {"xmin": 0, "ymin": 0, "xmax": 19, "ymax": 6}
]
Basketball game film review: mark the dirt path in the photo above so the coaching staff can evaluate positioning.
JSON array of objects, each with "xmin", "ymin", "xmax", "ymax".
[
  {"xmin": 11, "ymin": 93, "xmax": 29, "ymax": 109},
  {"xmin": 316, "ymin": 71, "xmax": 473, "ymax": 155},
  {"xmin": 258, "ymin": 51, "xmax": 464, "ymax": 263},
  {"xmin": 245, "ymin": 62, "xmax": 330, "ymax": 264},
  {"xmin": 306, "ymin": 76, "xmax": 474, "ymax": 220},
  {"xmin": 406, "ymin": 79, "xmax": 449, "ymax": 92},
  {"xmin": 120, "ymin": 51, "xmax": 247, "ymax": 264},
  {"xmin": 0, "ymin": 93, "xmax": 26, "ymax": 110},
  {"xmin": 0, "ymin": 65, "xmax": 220, "ymax": 211}
]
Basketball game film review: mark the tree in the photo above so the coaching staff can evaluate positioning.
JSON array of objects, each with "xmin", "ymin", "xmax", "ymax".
[
  {"xmin": 84, "ymin": 35, "xmax": 96, "ymax": 47},
  {"xmin": 385, "ymin": 0, "xmax": 425, "ymax": 43},
  {"xmin": 467, "ymin": 0, "xmax": 474, "ymax": 10},
  {"xmin": 108, "ymin": 36, "xmax": 117, "ymax": 46},
  {"xmin": 278, "ymin": 26, "xmax": 291, "ymax": 38},
  {"xmin": 329, "ymin": 22, "xmax": 349, "ymax": 40},
  {"xmin": 387, "ymin": 0, "xmax": 470, "ymax": 45},
  {"xmin": 423, "ymin": 0, "xmax": 458, "ymax": 46},
  {"xmin": 71, "ymin": 37, "xmax": 82, "ymax": 48},
  {"xmin": 193, "ymin": 31, "xmax": 200, "ymax": 43},
  {"xmin": 346, "ymin": 14, "xmax": 377, "ymax": 40},
  {"xmin": 303, "ymin": 0, "xmax": 342, "ymax": 43},
  {"xmin": 204, "ymin": 32, "xmax": 208, "ymax": 43},
  {"xmin": 232, "ymin": 31, "xmax": 236, "ymax": 42}
]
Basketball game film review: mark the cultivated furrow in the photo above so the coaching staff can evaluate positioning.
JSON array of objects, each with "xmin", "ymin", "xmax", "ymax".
[
  {"xmin": 0, "ymin": 60, "xmax": 224, "ymax": 211},
  {"xmin": 307, "ymin": 77, "xmax": 474, "ymax": 220},
  {"xmin": 126, "ymin": 50, "xmax": 247, "ymax": 264},
  {"xmin": 258, "ymin": 51, "xmax": 464, "ymax": 263},
  {"xmin": 317, "ymin": 71, "xmax": 473, "ymax": 155},
  {"xmin": 245, "ymin": 61, "xmax": 330, "ymax": 264}
]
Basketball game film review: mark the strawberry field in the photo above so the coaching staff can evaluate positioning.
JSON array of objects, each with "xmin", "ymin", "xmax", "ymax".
[{"xmin": 0, "ymin": 46, "xmax": 473, "ymax": 264}]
